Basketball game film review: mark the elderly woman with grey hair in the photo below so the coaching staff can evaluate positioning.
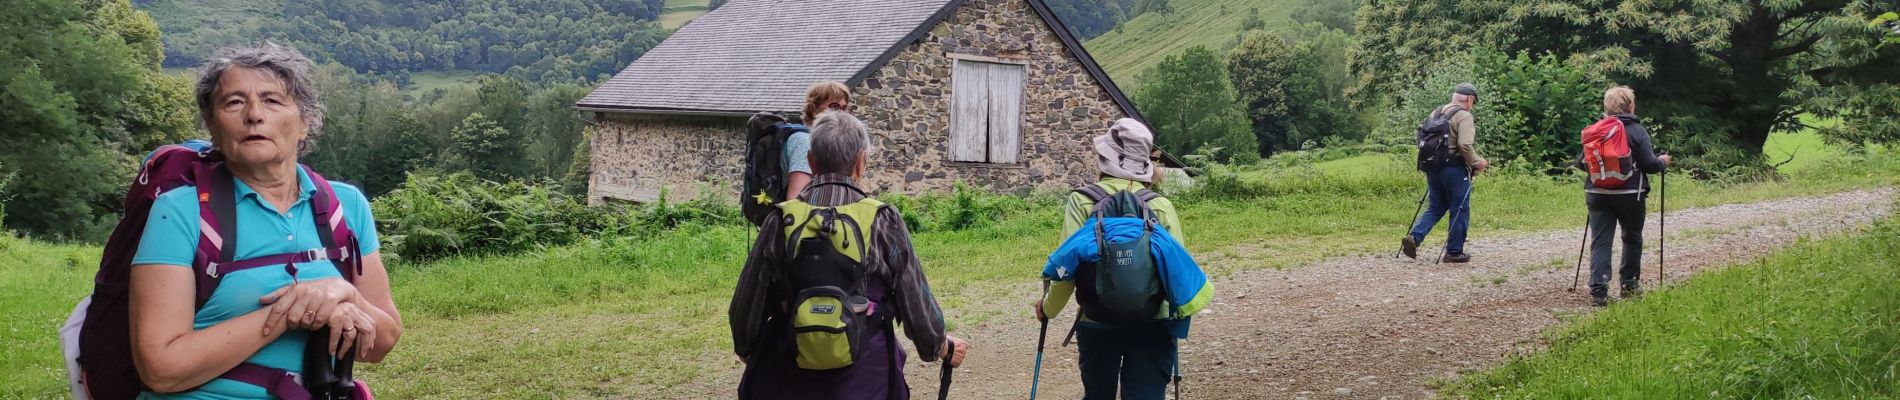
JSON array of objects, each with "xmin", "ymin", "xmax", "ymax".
[
  {"xmin": 126, "ymin": 41, "xmax": 401, "ymax": 399},
  {"xmin": 729, "ymin": 110, "xmax": 969, "ymax": 399}
]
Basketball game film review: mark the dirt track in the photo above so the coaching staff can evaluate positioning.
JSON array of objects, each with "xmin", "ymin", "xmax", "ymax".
[{"xmin": 654, "ymin": 188, "xmax": 1895, "ymax": 399}]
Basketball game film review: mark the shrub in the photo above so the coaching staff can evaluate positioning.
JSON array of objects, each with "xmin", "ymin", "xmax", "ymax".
[
  {"xmin": 882, "ymin": 181, "xmax": 1044, "ymax": 233},
  {"xmin": 1375, "ymin": 50, "xmax": 1607, "ymax": 175},
  {"xmin": 368, "ymin": 171, "xmax": 747, "ymax": 262}
]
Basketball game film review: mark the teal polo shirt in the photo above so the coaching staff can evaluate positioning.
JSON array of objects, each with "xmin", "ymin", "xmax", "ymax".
[{"xmin": 131, "ymin": 167, "xmax": 379, "ymax": 400}]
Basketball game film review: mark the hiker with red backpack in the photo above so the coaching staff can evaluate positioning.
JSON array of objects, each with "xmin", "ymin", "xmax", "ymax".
[
  {"xmin": 729, "ymin": 110, "xmax": 970, "ymax": 400},
  {"xmin": 1032, "ymin": 119, "xmax": 1213, "ymax": 400},
  {"xmin": 1401, "ymin": 83, "xmax": 1491, "ymax": 263},
  {"xmin": 60, "ymin": 42, "xmax": 400, "ymax": 400},
  {"xmin": 1576, "ymin": 86, "xmax": 1671, "ymax": 307}
]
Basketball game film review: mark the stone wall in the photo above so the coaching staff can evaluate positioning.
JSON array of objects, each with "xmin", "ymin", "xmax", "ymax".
[
  {"xmin": 588, "ymin": 0, "xmax": 1130, "ymax": 202},
  {"xmin": 587, "ymin": 114, "xmax": 745, "ymax": 204},
  {"xmin": 853, "ymin": 0, "xmax": 1128, "ymax": 195}
]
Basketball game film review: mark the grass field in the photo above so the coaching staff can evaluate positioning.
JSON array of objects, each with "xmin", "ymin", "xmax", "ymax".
[
  {"xmin": 401, "ymin": 70, "xmax": 483, "ymax": 97},
  {"xmin": 1082, "ymin": 0, "xmax": 1304, "ymax": 90},
  {"xmin": 1765, "ymin": 118, "xmax": 1848, "ymax": 176},
  {"xmin": 1446, "ymin": 211, "xmax": 1900, "ymax": 398},
  {"xmin": 659, "ymin": 0, "xmax": 710, "ymax": 29},
  {"xmin": 4, "ymin": 137, "xmax": 1896, "ymax": 396}
]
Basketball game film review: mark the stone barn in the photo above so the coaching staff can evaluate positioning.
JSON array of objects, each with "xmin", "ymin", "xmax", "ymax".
[{"xmin": 575, "ymin": 0, "xmax": 1181, "ymax": 203}]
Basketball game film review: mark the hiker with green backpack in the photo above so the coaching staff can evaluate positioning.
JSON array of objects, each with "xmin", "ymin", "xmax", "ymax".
[
  {"xmin": 1033, "ymin": 119, "xmax": 1213, "ymax": 400},
  {"xmin": 729, "ymin": 110, "xmax": 970, "ymax": 400}
]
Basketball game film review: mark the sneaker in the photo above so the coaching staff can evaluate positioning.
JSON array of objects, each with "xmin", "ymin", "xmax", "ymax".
[
  {"xmin": 1441, "ymin": 252, "xmax": 1471, "ymax": 263},
  {"xmin": 1591, "ymin": 296, "xmax": 1609, "ymax": 307},
  {"xmin": 1400, "ymin": 236, "xmax": 1419, "ymax": 259}
]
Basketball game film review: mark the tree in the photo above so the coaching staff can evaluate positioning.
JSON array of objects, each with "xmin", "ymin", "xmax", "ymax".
[
  {"xmin": 1240, "ymin": 8, "xmax": 1267, "ymax": 32},
  {"xmin": 1228, "ymin": 26, "xmax": 1365, "ymax": 157},
  {"xmin": 1353, "ymin": 0, "xmax": 1900, "ymax": 168},
  {"xmin": 524, "ymin": 84, "xmax": 593, "ymax": 179},
  {"xmin": 1226, "ymin": 33, "xmax": 1297, "ymax": 156},
  {"xmin": 1290, "ymin": 0, "xmax": 1360, "ymax": 34},
  {"xmin": 1137, "ymin": 0, "xmax": 1173, "ymax": 16},
  {"xmin": 1133, "ymin": 46, "xmax": 1255, "ymax": 162},
  {"xmin": 1, "ymin": 0, "xmax": 194, "ymax": 240},
  {"xmin": 447, "ymin": 112, "xmax": 530, "ymax": 182}
]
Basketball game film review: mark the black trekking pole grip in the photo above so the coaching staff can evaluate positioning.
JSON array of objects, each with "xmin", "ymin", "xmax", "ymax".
[
  {"xmin": 333, "ymin": 343, "xmax": 358, "ymax": 400},
  {"xmin": 939, "ymin": 360, "xmax": 954, "ymax": 400}
]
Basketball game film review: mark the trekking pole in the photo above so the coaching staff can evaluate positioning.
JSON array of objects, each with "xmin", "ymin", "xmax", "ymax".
[
  {"xmin": 1030, "ymin": 282, "xmax": 1050, "ymax": 400},
  {"xmin": 1659, "ymin": 168, "xmax": 1667, "ymax": 285},
  {"xmin": 939, "ymin": 359, "xmax": 954, "ymax": 400},
  {"xmin": 1172, "ymin": 338, "xmax": 1184, "ymax": 400},
  {"xmin": 1569, "ymin": 216, "xmax": 1587, "ymax": 292},
  {"xmin": 1398, "ymin": 186, "xmax": 1428, "ymax": 259}
]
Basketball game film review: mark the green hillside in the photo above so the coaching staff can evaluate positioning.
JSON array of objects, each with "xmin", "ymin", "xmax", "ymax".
[{"xmin": 1083, "ymin": 0, "xmax": 1304, "ymax": 90}]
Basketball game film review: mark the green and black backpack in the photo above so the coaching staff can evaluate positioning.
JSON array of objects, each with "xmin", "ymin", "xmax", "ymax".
[
  {"xmin": 777, "ymin": 197, "xmax": 887, "ymax": 371},
  {"xmin": 1072, "ymin": 184, "xmax": 1167, "ymax": 326}
]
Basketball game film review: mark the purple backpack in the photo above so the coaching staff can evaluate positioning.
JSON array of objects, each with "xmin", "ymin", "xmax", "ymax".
[{"xmin": 59, "ymin": 142, "xmax": 369, "ymax": 400}]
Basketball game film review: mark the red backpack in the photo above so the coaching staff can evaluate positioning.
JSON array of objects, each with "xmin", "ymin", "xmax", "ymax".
[
  {"xmin": 58, "ymin": 141, "xmax": 369, "ymax": 400},
  {"xmin": 1581, "ymin": 117, "xmax": 1637, "ymax": 189}
]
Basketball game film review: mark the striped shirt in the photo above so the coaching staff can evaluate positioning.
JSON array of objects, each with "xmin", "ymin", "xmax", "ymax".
[{"xmin": 728, "ymin": 173, "xmax": 948, "ymax": 362}]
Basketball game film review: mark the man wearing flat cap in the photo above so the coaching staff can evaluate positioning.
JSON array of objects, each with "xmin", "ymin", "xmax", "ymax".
[{"xmin": 1402, "ymin": 83, "xmax": 1489, "ymax": 263}]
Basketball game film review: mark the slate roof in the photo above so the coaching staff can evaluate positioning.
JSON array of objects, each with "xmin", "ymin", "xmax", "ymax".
[{"xmin": 575, "ymin": 0, "xmax": 959, "ymax": 114}]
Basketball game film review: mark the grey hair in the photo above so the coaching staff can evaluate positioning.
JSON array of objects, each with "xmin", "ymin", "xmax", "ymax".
[
  {"xmin": 195, "ymin": 41, "xmax": 324, "ymax": 154},
  {"xmin": 807, "ymin": 110, "xmax": 874, "ymax": 174}
]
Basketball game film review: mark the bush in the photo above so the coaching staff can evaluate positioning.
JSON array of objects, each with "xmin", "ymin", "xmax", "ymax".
[
  {"xmin": 881, "ymin": 181, "xmax": 1046, "ymax": 233},
  {"xmin": 373, "ymin": 172, "xmax": 597, "ymax": 261},
  {"xmin": 1473, "ymin": 51, "xmax": 1606, "ymax": 174},
  {"xmin": 1375, "ymin": 50, "xmax": 1607, "ymax": 175},
  {"xmin": 371, "ymin": 171, "xmax": 742, "ymax": 262}
]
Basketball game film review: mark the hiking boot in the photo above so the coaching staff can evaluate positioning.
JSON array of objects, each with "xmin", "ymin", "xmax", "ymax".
[
  {"xmin": 1400, "ymin": 236, "xmax": 1419, "ymax": 259},
  {"xmin": 1440, "ymin": 252, "xmax": 1471, "ymax": 263},
  {"xmin": 1622, "ymin": 284, "xmax": 1643, "ymax": 299},
  {"xmin": 1591, "ymin": 296, "xmax": 1609, "ymax": 307}
]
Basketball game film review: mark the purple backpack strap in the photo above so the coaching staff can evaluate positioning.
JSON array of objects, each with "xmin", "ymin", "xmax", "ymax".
[
  {"xmin": 193, "ymin": 163, "xmax": 239, "ymax": 309},
  {"xmin": 302, "ymin": 165, "xmax": 360, "ymax": 282},
  {"xmin": 220, "ymin": 363, "xmax": 312, "ymax": 400},
  {"xmin": 189, "ymin": 164, "xmax": 362, "ymax": 307}
]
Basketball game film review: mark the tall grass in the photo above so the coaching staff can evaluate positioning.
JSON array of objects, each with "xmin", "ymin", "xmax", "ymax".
[
  {"xmin": 0, "ymin": 234, "xmax": 99, "ymax": 398},
  {"xmin": 1447, "ymin": 212, "xmax": 1900, "ymax": 398}
]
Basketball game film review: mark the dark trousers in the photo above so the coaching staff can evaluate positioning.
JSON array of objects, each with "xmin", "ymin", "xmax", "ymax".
[
  {"xmin": 1409, "ymin": 165, "xmax": 1474, "ymax": 254},
  {"xmin": 1076, "ymin": 323, "xmax": 1175, "ymax": 400},
  {"xmin": 1586, "ymin": 193, "xmax": 1646, "ymax": 298}
]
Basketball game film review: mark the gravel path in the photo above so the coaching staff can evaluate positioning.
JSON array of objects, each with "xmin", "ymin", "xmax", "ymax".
[
  {"xmin": 906, "ymin": 188, "xmax": 1895, "ymax": 400},
  {"xmin": 651, "ymin": 188, "xmax": 1894, "ymax": 399}
]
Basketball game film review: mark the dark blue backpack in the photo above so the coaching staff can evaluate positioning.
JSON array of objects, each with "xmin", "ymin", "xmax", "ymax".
[
  {"xmin": 1071, "ymin": 184, "xmax": 1165, "ymax": 326},
  {"xmin": 1416, "ymin": 105, "xmax": 1465, "ymax": 171},
  {"xmin": 742, "ymin": 112, "xmax": 810, "ymax": 226}
]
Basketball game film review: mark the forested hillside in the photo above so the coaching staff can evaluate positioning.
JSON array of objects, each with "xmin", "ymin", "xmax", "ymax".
[{"xmin": 135, "ymin": 0, "xmax": 669, "ymax": 82}]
